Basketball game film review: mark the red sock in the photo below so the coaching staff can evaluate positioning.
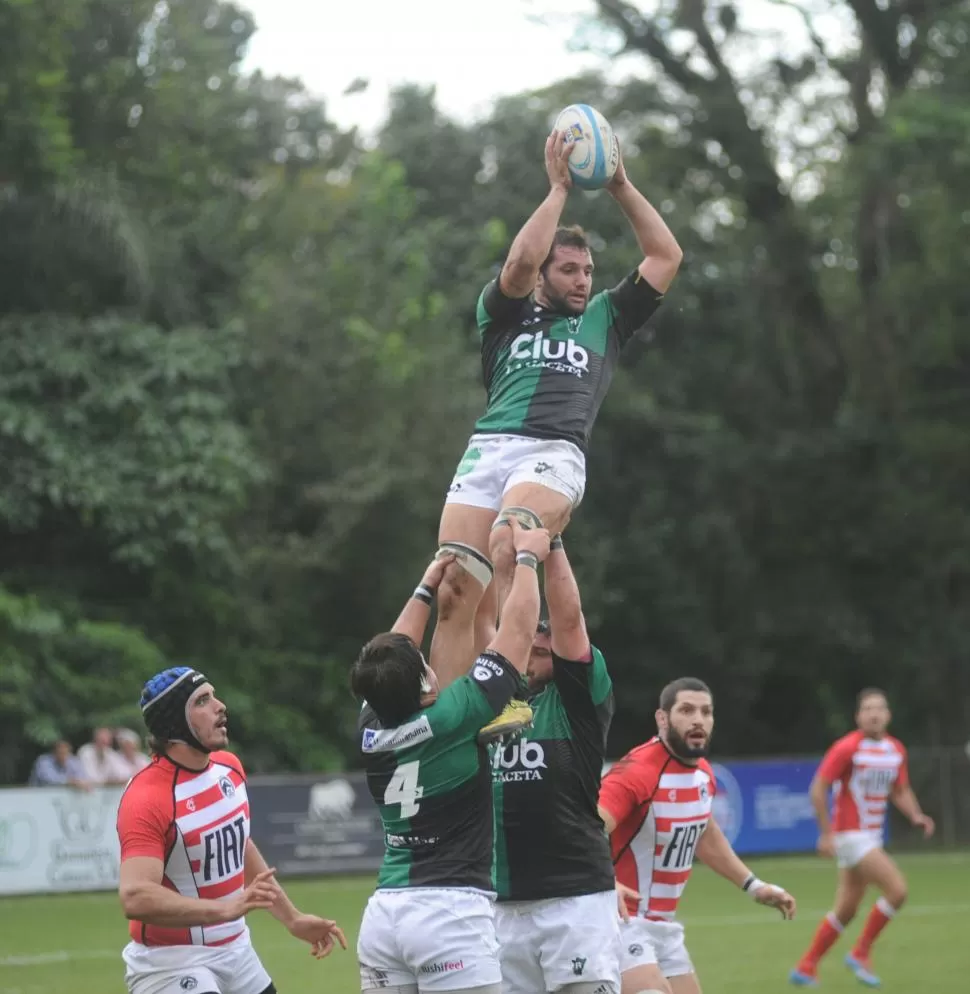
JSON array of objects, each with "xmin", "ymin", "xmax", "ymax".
[
  {"xmin": 797, "ymin": 913, "xmax": 844, "ymax": 973},
  {"xmin": 852, "ymin": 897, "xmax": 896, "ymax": 959}
]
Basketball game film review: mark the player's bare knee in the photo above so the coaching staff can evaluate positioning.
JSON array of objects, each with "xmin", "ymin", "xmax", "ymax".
[
  {"xmin": 488, "ymin": 526, "xmax": 515, "ymax": 571},
  {"xmin": 885, "ymin": 880, "xmax": 907, "ymax": 908}
]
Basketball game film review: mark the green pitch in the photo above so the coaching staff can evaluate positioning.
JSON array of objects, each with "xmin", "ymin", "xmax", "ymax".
[{"xmin": 1, "ymin": 853, "xmax": 966, "ymax": 992}]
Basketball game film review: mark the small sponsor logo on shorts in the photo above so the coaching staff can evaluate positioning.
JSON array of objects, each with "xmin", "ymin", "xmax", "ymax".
[
  {"xmin": 179, "ymin": 979, "xmax": 198, "ymax": 992},
  {"xmin": 364, "ymin": 968, "xmax": 389, "ymax": 988},
  {"xmin": 591, "ymin": 985, "xmax": 610, "ymax": 994},
  {"xmin": 420, "ymin": 960, "xmax": 464, "ymax": 975},
  {"xmin": 571, "ymin": 956, "xmax": 587, "ymax": 976},
  {"xmin": 628, "ymin": 943, "xmax": 644, "ymax": 956},
  {"xmin": 534, "ymin": 462, "xmax": 552, "ymax": 474}
]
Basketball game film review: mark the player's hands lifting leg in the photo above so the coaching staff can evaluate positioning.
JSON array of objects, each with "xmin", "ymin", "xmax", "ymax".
[
  {"xmin": 509, "ymin": 518, "xmax": 551, "ymax": 563},
  {"xmin": 224, "ymin": 868, "xmax": 282, "ymax": 920},
  {"xmin": 287, "ymin": 913, "xmax": 349, "ymax": 959},
  {"xmin": 754, "ymin": 883, "xmax": 797, "ymax": 920}
]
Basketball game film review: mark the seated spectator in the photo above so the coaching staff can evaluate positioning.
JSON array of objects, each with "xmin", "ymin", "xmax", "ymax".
[
  {"xmin": 114, "ymin": 727, "xmax": 150, "ymax": 776},
  {"xmin": 28, "ymin": 739, "xmax": 91, "ymax": 788},
  {"xmin": 77, "ymin": 726, "xmax": 129, "ymax": 784}
]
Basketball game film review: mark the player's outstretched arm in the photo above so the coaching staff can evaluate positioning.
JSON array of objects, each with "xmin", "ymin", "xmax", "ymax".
[
  {"xmin": 607, "ymin": 146, "xmax": 683, "ymax": 294},
  {"xmin": 119, "ymin": 856, "xmax": 280, "ymax": 928},
  {"xmin": 696, "ymin": 817, "xmax": 796, "ymax": 920},
  {"xmin": 497, "ymin": 131, "xmax": 572, "ymax": 299},
  {"xmin": 245, "ymin": 839, "xmax": 347, "ymax": 958},
  {"xmin": 543, "ymin": 534, "xmax": 590, "ymax": 661},
  {"xmin": 486, "ymin": 521, "xmax": 550, "ymax": 673},
  {"xmin": 390, "ymin": 553, "xmax": 454, "ymax": 648}
]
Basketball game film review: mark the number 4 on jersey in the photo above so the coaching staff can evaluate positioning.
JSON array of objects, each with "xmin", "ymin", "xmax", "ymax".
[{"xmin": 384, "ymin": 759, "xmax": 423, "ymax": 817}]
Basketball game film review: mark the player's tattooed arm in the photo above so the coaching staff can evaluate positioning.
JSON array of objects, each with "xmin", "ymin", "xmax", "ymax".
[
  {"xmin": 544, "ymin": 535, "xmax": 591, "ymax": 661},
  {"xmin": 245, "ymin": 840, "xmax": 347, "ymax": 958}
]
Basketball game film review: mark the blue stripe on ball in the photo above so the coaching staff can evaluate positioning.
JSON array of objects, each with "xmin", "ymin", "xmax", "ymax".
[{"xmin": 572, "ymin": 104, "xmax": 607, "ymax": 190}]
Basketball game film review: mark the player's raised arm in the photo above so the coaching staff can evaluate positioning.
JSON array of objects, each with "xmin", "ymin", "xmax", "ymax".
[
  {"xmin": 486, "ymin": 521, "xmax": 550, "ymax": 673},
  {"xmin": 696, "ymin": 817, "xmax": 796, "ymax": 920},
  {"xmin": 494, "ymin": 132, "xmax": 573, "ymax": 301},
  {"xmin": 543, "ymin": 534, "xmax": 591, "ymax": 661},
  {"xmin": 390, "ymin": 552, "xmax": 453, "ymax": 653},
  {"xmin": 607, "ymin": 144, "xmax": 683, "ymax": 295}
]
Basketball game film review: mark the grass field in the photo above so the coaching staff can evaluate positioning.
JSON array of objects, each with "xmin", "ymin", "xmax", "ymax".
[{"xmin": 1, "ymin": 852, "xmax": 967, "ymax": 993}]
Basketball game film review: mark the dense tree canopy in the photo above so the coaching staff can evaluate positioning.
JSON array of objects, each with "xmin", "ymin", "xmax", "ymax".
[{"xmin": 2, "ymin": 0, "xmax": 969, "ymax": 781}]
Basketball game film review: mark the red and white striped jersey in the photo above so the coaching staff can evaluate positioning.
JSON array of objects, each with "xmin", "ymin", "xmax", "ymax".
[
  {"xmin": 817, "ymin": 730, "xmax": 907, "ymax": 836},
  {"xmin": 599, "ymin": 737, "xmax": 715, "ymax": 922},
  {"xmin": 117, "ymin": 751, "xmax": 251, "ymax": 947}
]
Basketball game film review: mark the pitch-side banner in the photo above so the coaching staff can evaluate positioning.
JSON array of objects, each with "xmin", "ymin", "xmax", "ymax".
[
  {"xmin": 0, "ymin": 785, "xmax": 126, "ymax": 896},
  {"xmin": 708, "ymin": 757, "xmax": 822, "ymax": 854}
]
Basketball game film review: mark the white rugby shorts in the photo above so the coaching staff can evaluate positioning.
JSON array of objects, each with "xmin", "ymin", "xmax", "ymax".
[
  {"xmin": 619, "ymin": 918, "xmax": 695, "ymax": 979},
  {"xmin": 358, "ymin": 887, "xmax": 502, "ymax": 992},
  {"xmin": 445, "ymin": 434, "xmax": 586, "ymax": 511},
  {"xmin": 123, "ymin": 934, "xmax": 271, "ymax": 994}
]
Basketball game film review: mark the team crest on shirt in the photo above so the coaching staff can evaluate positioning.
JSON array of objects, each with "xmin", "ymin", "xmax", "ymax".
[
  {"xmin": 218, "ymin": 776, "xmax": 235, "ymax": 798},
  {"xmin": 699, "ymin": 782, "xmax": 708, "ymax": 802},
  {"xmin": 179, "ymin": 979, "xmax": 198, "ymax": 991}
]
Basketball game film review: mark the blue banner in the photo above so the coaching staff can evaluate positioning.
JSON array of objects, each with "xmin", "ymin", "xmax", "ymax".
[{"xmin": 709, "ymin": 757, "xmax": 823, "ymax": 855}]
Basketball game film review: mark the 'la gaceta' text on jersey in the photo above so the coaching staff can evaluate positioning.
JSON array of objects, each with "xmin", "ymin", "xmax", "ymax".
[
  {"xmin": 474, "ymin": 271, "xmax": 664, "ymax": 452},
  {"xmin": 360, "ymin": 650, "xmax": 522, "ymax": 891},
  {"xmin": 492, "ymin": 646, "xmax": 615, "ymax": 901}
]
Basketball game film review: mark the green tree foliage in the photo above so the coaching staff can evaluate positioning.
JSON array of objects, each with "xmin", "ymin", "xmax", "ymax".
[{"xmin": 2, "ymin": 0, "xmax": 970, "ymax": 780}]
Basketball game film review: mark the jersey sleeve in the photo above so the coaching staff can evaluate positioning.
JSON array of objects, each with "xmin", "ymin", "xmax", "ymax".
[
  {"xmin": 552, "ymin": 645, "xmax": 614, "ymax": 750},
  {"xmin": 434, "ymin": 650, "xmax": 523, "ymax": 732},
  {"xmin": 599, "ymin": 750, "xmax": 656, "ymax": 827},
  {"xmin": 894, "ymin": 741, "xmax": 910, "ymax": 788},
  {"xmin": 816, "ymin": 735, "xmax": 856, "ymax": 784},
  {"xmin": 210, "ymin": 750, "xmax": 246, "ymax": 780},
  {"xmin": 477, "ymin": 278, "xmax": 530, "ymax": 335},
  {"xmin": 606, "ymin": 269, "xmax": 665, "ymax": 346},
  {"xmin": 117, "ymin": 781, "xmax": 175, "ymax": 862}
]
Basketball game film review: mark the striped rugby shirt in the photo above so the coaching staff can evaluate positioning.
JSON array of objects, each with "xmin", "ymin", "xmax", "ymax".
[
  {"xmin": 599, "ymin": 737, "xmax": 715, "ymax": 921},
  {"xmin": 117, "ymin": 751, "xmax": 252, "ymax": 947}
]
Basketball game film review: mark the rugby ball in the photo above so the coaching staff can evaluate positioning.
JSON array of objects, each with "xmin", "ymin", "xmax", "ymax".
[{"xmin": 554, "ymin": 104, "xmax": 619, "ymax": 191}]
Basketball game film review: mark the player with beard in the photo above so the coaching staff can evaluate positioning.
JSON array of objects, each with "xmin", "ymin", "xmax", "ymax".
[
  {"xmin": 116, "ymin": 667, "xmax": 346, "ymax": 994},
  {"xmin": 491, "ymin": 534, "xmax": 618, "ymax": 994},
  {"xmin": 598, "ymin": 678, "xmax": 796, "ymax": 994},
  {"xmin": 430, "ymin": 130, "xmax": 683, "ymax": 742}
]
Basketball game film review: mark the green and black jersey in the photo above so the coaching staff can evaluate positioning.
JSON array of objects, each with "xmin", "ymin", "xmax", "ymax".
[
  {"xmin": 359, "ymin": 650, "xmax": 522, "ymax": 891},
  {"xmin": 473, "ymin": 271, "xmax": 664, "ymax": 453},
  {"xmin": 492, "ymin": 646, "xmax": 615, "ymax": 901}
]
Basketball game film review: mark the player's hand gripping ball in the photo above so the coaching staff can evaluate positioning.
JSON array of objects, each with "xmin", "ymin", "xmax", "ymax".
[{"xmin": 553, "ymin": 104, "xmax": 619, "ymax": 190}]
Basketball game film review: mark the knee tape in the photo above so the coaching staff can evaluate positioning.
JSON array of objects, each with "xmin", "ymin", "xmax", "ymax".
[
  {"xmin": 490, "ymin": 505, "xmax": 543, "ymax": 531},
  {"xmin": 436, "ymin": 541, "xmax": 493, "ymax": 589}
]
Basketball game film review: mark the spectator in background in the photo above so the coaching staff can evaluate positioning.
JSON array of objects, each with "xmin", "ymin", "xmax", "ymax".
[
  {"xmin": 115, "ymin": 727, "xmax": 150, "ymax": 777},
  {"xmin": 78, "ymin": 726, "xmax": 129, "ymax": 784},
  {"xmin": 28, "ymin": 739, "xmax": 91, "ymax": 788}
]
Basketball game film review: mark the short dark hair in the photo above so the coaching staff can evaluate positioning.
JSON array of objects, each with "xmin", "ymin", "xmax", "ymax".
[
  {"xmin": 856, "ymin": 687, "xmax": 887, "ymax": 711},
  {"xmin": 540, "ymin": 225, "xmax": 591, "ymax": 275},
  {"xmin": 659, "ymin": 677, "xmax": 713, "ymax": 712},
  {"xmin": 351, "ymin": 632, "xmax": 426, "ymax": 726}
]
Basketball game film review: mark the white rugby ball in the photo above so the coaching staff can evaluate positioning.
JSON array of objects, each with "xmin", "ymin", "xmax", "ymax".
[{"xmin": 554, "ymin": 104, "xmax": 619, "ymax": 191}]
